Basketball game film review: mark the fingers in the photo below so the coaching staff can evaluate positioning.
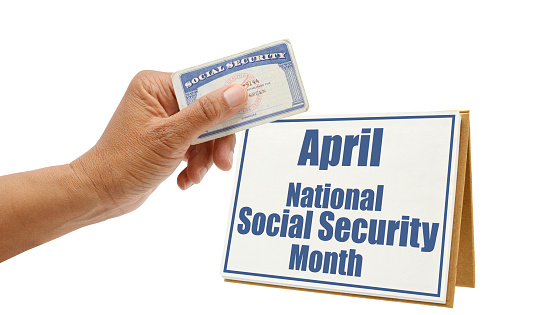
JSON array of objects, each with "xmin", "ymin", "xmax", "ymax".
[
  {"xmin": 166, "ymin": 84, "xmax": 248, "ymax": 145},
  {"xmin": 130, "ymin": 70, "xmax": 180, "ymax": 116},
  {"xmin": 213, "ymin": 134, "xmax": 236, "ymax": 171},
  {"xmin": 176, "ymin": 135, "xmax": 236, "ymax": 190},
  {"xmin": 177, "ymin": 141, "xmax": 214, "ymax": 190},
  {"xmin": 133, "ymin": 72, "xmax": 246, "ymax": 190}
]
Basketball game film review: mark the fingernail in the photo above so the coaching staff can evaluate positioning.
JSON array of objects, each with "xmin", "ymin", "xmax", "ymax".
[
  {"xmin": 199, "ymin": 167, "xmax": 208, "ymax": 182},
  {"xmin": 228, "ymin": 151, "xmax": 234, "ymax": 167},
  {"xmin": 181, "ymin": 180, "xmax": 193, "ymax": 190},
  {"xmin": 224, "ymin": 85, "xmax": 247, "ymax": 108}
]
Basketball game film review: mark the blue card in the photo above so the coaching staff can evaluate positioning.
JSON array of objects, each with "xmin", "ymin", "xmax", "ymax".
[{"xmin": 172, "ymin": 40, "xmax": 309, "ymax": 144}]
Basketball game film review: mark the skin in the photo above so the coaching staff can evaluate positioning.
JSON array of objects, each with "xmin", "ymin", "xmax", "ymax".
[{"xmin": 0, "ymin": 70, "xmax": 248, "ymax": 262}]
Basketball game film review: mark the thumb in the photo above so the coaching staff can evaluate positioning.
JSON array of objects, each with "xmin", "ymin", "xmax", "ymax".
[{"xmin": 167, "ymin": 84, "xmax": 248, "ymax": 143}]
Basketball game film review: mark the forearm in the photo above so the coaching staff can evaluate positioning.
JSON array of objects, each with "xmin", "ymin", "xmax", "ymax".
[
  {"xmin": 0, "ymin": 164, "xmax": 105, "ymax": 262},
  {"xmin": 0, "ymin": 71, "xmax": 245, "ymax": 263}
]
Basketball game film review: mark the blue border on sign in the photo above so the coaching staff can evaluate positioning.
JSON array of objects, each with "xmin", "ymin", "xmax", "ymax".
[{"xmin": 223, "ymin": 114, "xmax": 456, "ymax": 298}]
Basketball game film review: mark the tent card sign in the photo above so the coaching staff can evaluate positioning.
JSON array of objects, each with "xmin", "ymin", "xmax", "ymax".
[{"xmin": 222, "ymin": 111, "xmax": 475, "ymax": 307}]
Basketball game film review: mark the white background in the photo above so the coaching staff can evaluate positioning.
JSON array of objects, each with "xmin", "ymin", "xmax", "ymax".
[{"xmin": 0, "ymin": 1, "xmax": 545, "ymax": 313}]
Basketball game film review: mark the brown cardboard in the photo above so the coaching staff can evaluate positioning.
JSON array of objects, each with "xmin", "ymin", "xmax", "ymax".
[
  {"xmin": 225, "ymin": 111, "xmax": 474, "ymax": 307},
  {"xmin": 442, "ymin": 110, "xmax": 473, "ymax": 307},
  {"xmin": 456, "ymin": 116, "xmax": 475, "ymax": 288}
]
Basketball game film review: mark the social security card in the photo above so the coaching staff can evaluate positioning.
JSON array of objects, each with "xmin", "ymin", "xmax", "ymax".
[{"xmin": 172, "ymin": 40, "xmax": 309, "ymax": 144}]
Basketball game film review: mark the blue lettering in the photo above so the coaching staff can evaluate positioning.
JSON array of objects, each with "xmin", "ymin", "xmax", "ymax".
[
  {"xmin": 319, "ymin": 135, "xmax": 342, "ymax": 170},
  {"xmin": 286, "ymin": 182, "xmax": 301, "ymax": 207},
  {"xmin": 237, "ymin": 207, "xmax": 252, "ymax": 234},
  {"xmin": 318, "ymin": 211, "xmax": 334, "ymax": 241},
  {"xmin": 289, "ymin": 244, "xmax": 309, "ymax": 271},
  {"xmin": 297, "ymin": 129, "xmax": 319, "ymax": 166}
]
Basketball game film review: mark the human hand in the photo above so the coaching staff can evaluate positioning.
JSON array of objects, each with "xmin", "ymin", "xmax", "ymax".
[{"xmin": 71, "ymin": 70, "xmax": 248, "ymax": 219}]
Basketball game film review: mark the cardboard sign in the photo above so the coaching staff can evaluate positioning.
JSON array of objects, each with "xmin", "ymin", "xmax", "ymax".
[{"xmin": 222, "ymin": 111, "xmax": 474, "ymax": 307}]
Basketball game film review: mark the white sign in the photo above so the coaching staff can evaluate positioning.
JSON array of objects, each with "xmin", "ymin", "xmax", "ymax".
[{"xmin": 222, "ymin": 112, "xmax": 461, "ymax": 304}]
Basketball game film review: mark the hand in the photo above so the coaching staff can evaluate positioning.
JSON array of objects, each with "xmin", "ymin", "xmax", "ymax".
[
  {"xmin": 71, "ymin": 70, "xmax": 248, "ymax": 219},
  {"xmin": 0, "ymin": 70, "xmax": 248, "ymax": 261}
]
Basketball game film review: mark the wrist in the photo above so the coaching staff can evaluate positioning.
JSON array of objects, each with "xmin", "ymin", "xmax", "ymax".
[
  {"xmin": 67, "ymin": 157, "xmax": 115, "ymax": 226},
  {"xmin": 0, "ymin": 163, "xmax": 111, "ymax": 261}
]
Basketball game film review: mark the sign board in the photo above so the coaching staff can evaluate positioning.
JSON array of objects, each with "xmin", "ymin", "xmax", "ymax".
[{"xmin": 222, "ymin": 111, "xmax": 474, "ymax": 307}]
